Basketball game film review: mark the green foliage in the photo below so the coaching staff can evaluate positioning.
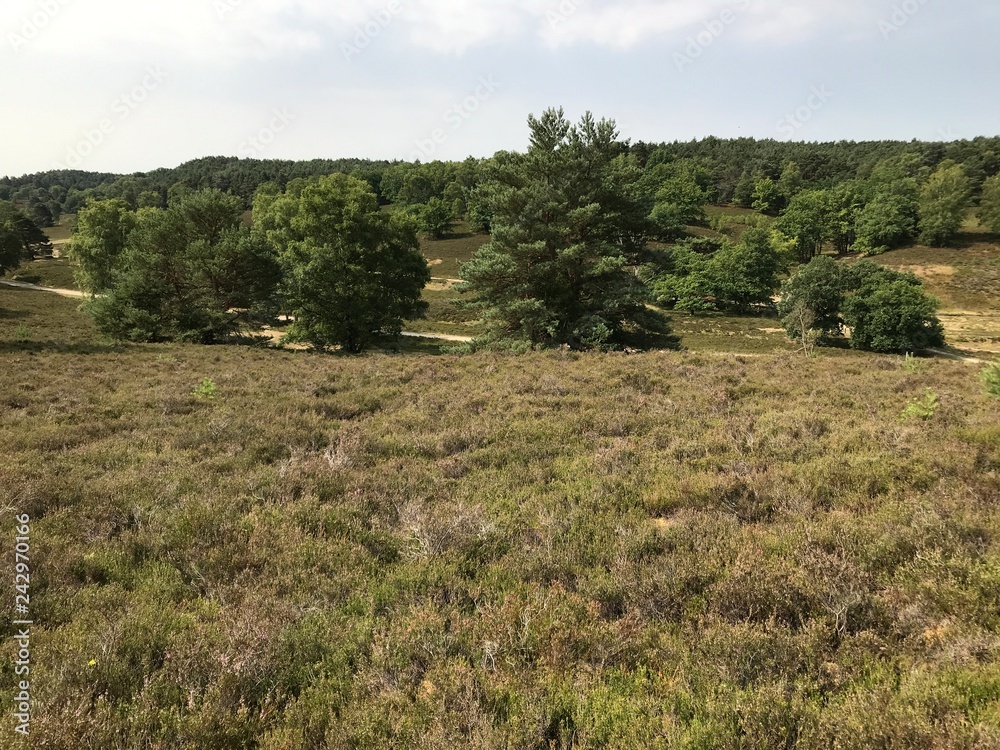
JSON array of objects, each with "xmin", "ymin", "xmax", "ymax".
[
  {"xmin": 902, "ymin": 389, "xmax": 940, "ymax": 420},
  {"xmin": 902, "ymin": 353, "xmax": 922, "ymax": 375},
  {"xmin": 0, "ymin": 200, "xmax": 51, "ymax": 271},
  {"xmin": 752, "ymin": 177, "xmax": 782, "ymax": 215},
  {"xmin": 776, "ymin": 190, "xmax": 832, "ymax": 261},
  {"xmin": 459, "ymin": 108, "xmax": 671, "ymax": 351},
  {"xmin": 978, "ymin": 173, "xmax": 1000, "ymax": 235},
  {"xmin": 192, "ymin": 378, "xmax": 218, "ymax": 400},
  {"xmin": 254, "ymin": 174, "xmax": 429, "ymax": 353},
  {"xmin": 778, "ymin": 256, "xmax": 847, "ymax": 340},
  {"xmin": 0, "ymin": 220, "xmax": 22, "ymax": 275},
  {"xmin": 709, "ymin": 227, "xmax": 787, "ymax": 313},
  {"xmin": 645, "ymin": 165, "xmax": 709, "ymax": 240},
  {"xmin": 853, "ymin": 192, "xmax": 918, "ymax": 255},
  {"xmin": 650, "ymin": 239, "xmax": 717, "ymax": 313},
  {"xmin": 842, "ymin": 263, "xmax": 945, "ymax": 353},
  {"xmin": 81, "ymin": 191, "xmax": 281, "ymax": 343},
  {"xmin": 733, "ymin": 170, "xmax": 757, "ymax": 208},
  {"xmin": 406, "ymin": 196, "xmax": 455, "ymax": 239},
  {"xmin": 981, "ymin": 363, "xmax": 1000, "ymax": 398},
  {"xmin": 777, "ymin": 160, "xmax": 804, "ymax": 201},
  {"xmin": 919, "ymin": 162, "xmax": 972, "ymax": 246},
  {"xmin": 780, "ymin": 259, "xmax": 944, "ymax": 353},
  {"xmin": 70, "ymin": 198, "xmax": 138, "ymax": 293}
]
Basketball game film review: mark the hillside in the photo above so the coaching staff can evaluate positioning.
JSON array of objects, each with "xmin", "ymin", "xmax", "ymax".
[{"xmin": 1, "ymin": 286, "xmax": 998, "ymax": 747}]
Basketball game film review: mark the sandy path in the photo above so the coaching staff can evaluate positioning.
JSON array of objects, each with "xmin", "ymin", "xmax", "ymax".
[{"xmin": 1, "ymin": 280, "xmax": 473, "ymax": 343}]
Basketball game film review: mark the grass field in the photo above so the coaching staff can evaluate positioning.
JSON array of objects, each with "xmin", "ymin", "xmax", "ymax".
[
  {"xmin": 2, "ymin": 257, "xmax": 79, "ymax": 290},
  {"xmin": 870, "ymin": 216, "xmax": 1000, "ymax": 355},
  {"xmin": 1, "ymin": 283, "xmax": 999, "ymax": 748},
  {"xmin": 419, "ymin": 222, "xmax": 490, "ymax": 280},
  {"xmin": 43, "ymin": 214, "xmax": 76, "ymax": 244}
]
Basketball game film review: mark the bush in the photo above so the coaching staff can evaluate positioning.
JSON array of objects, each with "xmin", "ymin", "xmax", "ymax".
[
  {"xmin": 778, "ymin": 256, "xmax": 847, "ymax": 340},
  {"xmin": 843, "ymin": 263, "xmax": 944, "ymax": 353},
  {"xmin": 981, "ymin": 363, "xmax": 1000, "ymax": 398},
  {"xmin": 781, "ymin": 260, "xmax": 944, "ymax": 353}
]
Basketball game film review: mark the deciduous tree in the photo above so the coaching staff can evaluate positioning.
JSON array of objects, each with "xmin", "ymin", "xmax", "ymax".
[{"xmin": 255, "ymin": 174, "xmax": 429, "ymax": 353}]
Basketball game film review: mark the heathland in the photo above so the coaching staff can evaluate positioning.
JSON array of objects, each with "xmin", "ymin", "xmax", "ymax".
[
  {"xmin": 2, "ymin": 130, "xmax": 1000, "ymax": 747},
  {"xmin": 1, "ymin": 227, "xmax": 999, "ymax": 748}
]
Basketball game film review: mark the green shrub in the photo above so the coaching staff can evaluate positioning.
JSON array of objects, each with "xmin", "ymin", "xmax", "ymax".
[
  {"xmin": 192, "ymin": 378, "xmax": 218, "ymax": 400},
  {"xmin": 902, "ymin": 389, "xmax": 940, "ymax": 420},
  {"xmin": 981, "ymin": 363, "xmax": 1000, "ymax": 398}
]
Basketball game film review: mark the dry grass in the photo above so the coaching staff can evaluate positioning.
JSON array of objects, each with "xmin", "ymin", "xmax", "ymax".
[{"xmin": 1, "ymin": 287, "xmax": 999, "ymax": 748}]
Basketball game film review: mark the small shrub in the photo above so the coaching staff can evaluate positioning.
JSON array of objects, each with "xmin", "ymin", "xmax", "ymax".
[
  {"xmin": 192, "ymin": 378, "xmax": 218, "ymax": 400},
  {"xmin": 981, "ymin": 363, "xmax": 1000, "ymax": 398},
  {"xmin": 902, "ymin": 389, "xmax": 940, "ymax": 421},
  {"xmin": 902, "ymin": 353, "xmax": 922, "ymax": 375}
]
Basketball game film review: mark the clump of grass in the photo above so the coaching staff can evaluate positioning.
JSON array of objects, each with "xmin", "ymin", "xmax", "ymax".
[
  {"xmin": 981, "ymin": 363, "xmax": 1000, "ymax": 398},
  {"xmin": 902, "ymin": 389, "xmax": 940, "ymax": 420},
  {"xmin": 192, "ymin": 378, "xmax": 218, "ymax": 400}
]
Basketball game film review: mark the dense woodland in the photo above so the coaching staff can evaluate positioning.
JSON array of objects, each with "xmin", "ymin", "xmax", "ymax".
[{"xmin": 4, "ymin": 135, "xmax": 1000, "ymax": 221}]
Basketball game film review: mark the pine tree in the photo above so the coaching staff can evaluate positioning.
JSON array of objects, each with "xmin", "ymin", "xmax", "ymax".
[{"xmin": 458, "ymin": 108, "xmax": 671, "ymax": 351}]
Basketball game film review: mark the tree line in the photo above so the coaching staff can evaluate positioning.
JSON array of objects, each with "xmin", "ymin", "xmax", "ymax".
[{"xmin": 52, "ymin": 108, "xmax": 992, "ymax": 355}]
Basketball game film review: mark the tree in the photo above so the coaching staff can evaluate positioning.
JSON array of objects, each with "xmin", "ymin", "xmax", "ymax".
[
  {"xmin": 71, "ymin": 199, "xmax": 139, "ymax": 293},
  {"xmin": 648, "ymin": 170, "xmax": 708, "ymax": 240},
  {"xmin": 254, "ymin": 174, "xmax": 429, "ymax": 353},
  {"xmin": 842, "ymin": 264, "xmax": 945, "ymax": 353},
  {"xmin": 779, "ymin": 259, "xmax": 943, "ymax": 353},
  {"xmin": 82, "ymin": 191, "xmax": 280, "ymax": 343},
  {"xmin": 0, "ymin": 201, "xmax": 51, "ymax": 266},
  {"xmin": 778, "ymin": 161, "xmax": 804, "ymax": 202},
  {"xmin": 752, "ymin": 177, "xmax": 782, "ymax": 215},
  {"xmin": 978, "ymin": 173, "xmax": 1000, "ymax": 235},
  {"xmin": 408, "ymin": 197, "xmax": 455, "ymax": 239},
  {"xmin": 708, "ymin": 227, "xmax": 787, "ymax": 313},
  {"xmin": 0, "ymin": 223, "xmax": 22, "ymax": 275},
  {"xmin": 458, "ymin": 108, "xmax": 671, "ymax": 351},
  {"xmin": 734, "ymin": 171, "xmax": 756, "ymax": 208},
  {"xmin": 853, "ymin": 192, "xmax": 918, "ymax": 255},
  {"xmin": 919, "ymin": 162, "xmax": 971, "ymax": 246},
  {"xmin": 776, "ymin": 190, "xmax": 831, "ymax": 262},
  {"xmin": 650, "ymin": 239, "xmax": 718, "ymax": 314},
  {"xmin": 777, "ymin": 256, "xmax": 847, "ymax": 340}
]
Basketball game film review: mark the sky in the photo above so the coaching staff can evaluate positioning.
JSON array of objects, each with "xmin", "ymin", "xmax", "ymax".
[{"xmin": 1, "ymin": 0, "xmax": 997, "ymax": 177}]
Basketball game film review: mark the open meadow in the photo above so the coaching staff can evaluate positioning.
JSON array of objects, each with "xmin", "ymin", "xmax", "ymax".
[{"xmin": 1, "ymin": 282, "xmax": 998, "ymax": 748}]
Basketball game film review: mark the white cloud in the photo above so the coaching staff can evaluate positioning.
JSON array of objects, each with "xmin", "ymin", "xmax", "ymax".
[{"xmin": 1, "ymin": 0, "xmax": 880, "ymax": 65}]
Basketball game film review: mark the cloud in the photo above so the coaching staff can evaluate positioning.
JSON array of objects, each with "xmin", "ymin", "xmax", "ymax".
[{"xmin": 1, "ymin": 0, "xmax": 881, "ymax": 66}]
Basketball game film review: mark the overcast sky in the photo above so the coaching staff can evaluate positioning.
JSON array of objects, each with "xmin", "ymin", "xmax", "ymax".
[{"xmin": 1, "ymin": 0, "xmax": 997, "ymax": 177}]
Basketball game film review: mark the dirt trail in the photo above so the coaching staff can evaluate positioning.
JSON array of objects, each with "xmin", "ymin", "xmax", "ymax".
[
  {"xmin": 0, "ymin": 280, "xmax": 473, "ymax": 344},
  {"xmin": 0, "ymin": 279, "xmax": 86, "ymax": 298}
]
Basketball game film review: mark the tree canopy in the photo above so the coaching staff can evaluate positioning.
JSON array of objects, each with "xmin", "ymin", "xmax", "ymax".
[
  {"xmin": 459, "ymin": 108, "xmax": 671, "ymax": 351},
  {"xmin": 254, "ymin": 174, "xmax": 430, "ymax": 353}
]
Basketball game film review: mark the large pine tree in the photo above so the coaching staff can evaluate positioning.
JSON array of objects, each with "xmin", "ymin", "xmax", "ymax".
[{"xmin": 459, "ymin": 108, "xmax": 672, "ymax": 351}]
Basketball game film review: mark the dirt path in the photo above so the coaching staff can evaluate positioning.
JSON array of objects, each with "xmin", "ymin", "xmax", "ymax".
[
  {"xmin": 0, "ymin": 279, "xmax": 86, "ymax": 298},
  {"xmin": 923, "ymin": 348, "xmax": 993, "ymax": 365},
  {"xmin": 1, "ymin": 280, "xmax": 473, "ymax": 344}
]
